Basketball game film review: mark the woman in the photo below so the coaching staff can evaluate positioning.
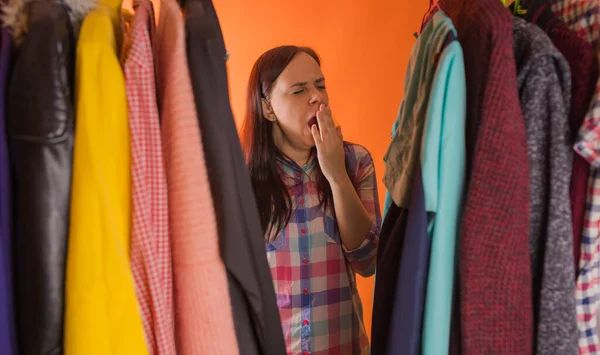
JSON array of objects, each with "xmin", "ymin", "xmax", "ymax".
[{"xmin": 243, "ymin": 45, "xmax": 381, "ymax": 355}]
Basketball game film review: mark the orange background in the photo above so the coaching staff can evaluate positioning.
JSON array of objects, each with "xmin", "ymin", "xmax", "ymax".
[{"xmin": 214, "ymin": 0, "xmax": 426, "ymax": 336}]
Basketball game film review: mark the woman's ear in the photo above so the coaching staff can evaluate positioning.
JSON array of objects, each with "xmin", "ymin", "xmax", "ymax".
[{"xmin": 261, "ymin": 98, "xmax": 276, "ymax": 122}]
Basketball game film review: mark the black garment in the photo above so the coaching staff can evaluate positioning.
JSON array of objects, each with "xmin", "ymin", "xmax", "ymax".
[
  {"xmin": 371, "ymin": 203, "xmax": 409, "ymax": 355},
  {"xmin": 6, "ymin": 2, "xmax": 75, "ymax": 354},
  {"xmin": 184, "ymin": 1, "xmax": 286, "ymax": 354}
]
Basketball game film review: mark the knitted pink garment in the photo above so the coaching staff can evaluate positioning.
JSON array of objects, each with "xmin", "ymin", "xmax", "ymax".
[{"xmin": 154, "ymin": 0, "xmax": 240, "ymax": 353}]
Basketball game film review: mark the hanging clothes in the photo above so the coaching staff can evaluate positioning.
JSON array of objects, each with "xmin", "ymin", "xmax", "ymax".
[
  {"xmin": 525, "ymin": 0, "xmax": 597, "ymax": 277},
  {"xmin": 381, "ymin": 36, "xmax": 430, "ymax": 212},
  {"xmin": 122, "ymin": 1, "xmax": 176, "ymax": 354},
  {"xmin": 1, "ymin": 0, "xmax": 84, "ymax": 352},
  {"xmin": 375, "ymin": 9, "xmax": 466, "ymax": 355},
  {"xmin": 381, "ymin": 6, "xmax": 459, "ymax": 217},
  {"xmin": 438, "ymin": 0, "xmax": 534, "ymax": 352},
  {"xmin": 154, "ymin": 0, "xmax": 239, "ymax": 352},
  {"xmin": 0, "ymin": 27, "xmax": 16, "ymax": 355},
  {"xmin": 63, "ymin": 1, "xmax": 148, "ymax": 353},
  {"xmin": 420, "ymin": 12, "xmax": 465, "ymax": 355},
  {"xmin": 512, "ymin": 16, "xmax": 577, "ymax": 355},
  {"xmin": 184, "ymin": 0, "xmax": 286, "ymax": 354},
  {"xmin": 371, "ymin": 204, "xmax": 408, "ymax": 355},
  {"xmin": 384, "ymin": 163, "xmax": 428, "ymax": 355},
  {"xmin": 550, "ymin": 0, "xmax": 600, "ymax": 352}
]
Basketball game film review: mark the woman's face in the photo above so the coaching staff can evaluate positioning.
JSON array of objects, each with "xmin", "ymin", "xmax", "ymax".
[{"xmin": 263, "ymin": 52, "xmax": 329, "ymax": 151}]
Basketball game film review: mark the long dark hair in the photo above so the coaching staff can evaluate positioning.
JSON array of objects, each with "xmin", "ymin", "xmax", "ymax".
[{"xmin": 242, "ymin": 45, "xmax": 333, "ymax": 242}]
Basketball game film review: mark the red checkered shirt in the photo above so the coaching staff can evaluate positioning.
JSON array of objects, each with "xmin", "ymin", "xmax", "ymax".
[
  {"xmin": 122, "ymin": 2, "xmax": 176, "ymax": 354},
  {"xmin": 552, "ymin": 0, "xmax": 600, "ymax": 353},
  {"xmin": 266, "ymin": 143, "xmax": 381, "ymax": 355}
]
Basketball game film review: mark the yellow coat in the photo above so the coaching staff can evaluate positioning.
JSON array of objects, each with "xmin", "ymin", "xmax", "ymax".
[{"xmin": 63, "ymin": 2, "xmax": 148, "ymax": 354}]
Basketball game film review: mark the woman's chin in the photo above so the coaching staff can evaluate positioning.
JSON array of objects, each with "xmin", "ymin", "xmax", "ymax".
[
  {"xmin": 301, "ymin": 133, "xmax": 316, "ymax": 148},
  {"xmin": 305, "ymin": 138, "xmax": 317, "ymax": 149}
]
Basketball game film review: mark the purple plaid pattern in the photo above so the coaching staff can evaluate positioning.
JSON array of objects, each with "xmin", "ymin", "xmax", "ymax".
[
  {"xmin": 552, "ymin": 0, "xmax": 600, "ymax": 353},
  {"xmin": 265, "ymin": 142, "xmax": 381, "ymax": 355}
]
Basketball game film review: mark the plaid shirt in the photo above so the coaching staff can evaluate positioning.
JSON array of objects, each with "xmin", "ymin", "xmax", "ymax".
[
  {"xmin": 122, "ymin": 2, "xmax": 176, "ymax": 354},
  {"xmin": 552, "ymin": 0, "xmax": 600, "ymax": 353},
  {"xmin": 266, "ymin": 142, "xmax": 381, "ymax": 355}
]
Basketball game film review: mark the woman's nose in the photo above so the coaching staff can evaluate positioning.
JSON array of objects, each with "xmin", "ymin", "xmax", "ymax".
[{"xmin": 309, "ymin": 89, "xmax": 326, "ymax": 105}]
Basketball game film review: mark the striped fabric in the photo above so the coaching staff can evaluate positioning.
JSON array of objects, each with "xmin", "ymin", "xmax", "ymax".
[
  {"xmin": 551, "ymin": 0, "xmax": 600, "ymax": 353},
  {"xmin": 266, "ymin": 142, "xmax": 381, "ymax": 355}
]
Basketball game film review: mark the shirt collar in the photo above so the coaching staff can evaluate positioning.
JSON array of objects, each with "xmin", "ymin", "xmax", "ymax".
[{"xmin": 277, "ymin": 149, "xmax": 318, "ymax": 175}]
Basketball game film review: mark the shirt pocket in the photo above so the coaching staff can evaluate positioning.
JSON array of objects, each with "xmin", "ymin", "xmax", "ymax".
[
  {"xmin": 265, "ymin": 228, "xmax": 287, "ymax": 252},
  {"xmin": 326, "ymin": 233, "xmax": 341, "ymax": 245},
  {"xmin": 315, "ymin": 214, "xmax": 340, "ymax": 246}
]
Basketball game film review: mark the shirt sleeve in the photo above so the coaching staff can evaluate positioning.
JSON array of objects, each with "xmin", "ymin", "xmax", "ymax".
[{"xmin": 342, "ymin": 145, "xmax": 382, "ymax": 277}]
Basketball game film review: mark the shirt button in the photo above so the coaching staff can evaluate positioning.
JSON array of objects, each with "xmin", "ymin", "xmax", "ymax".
[
  {"xmin": 303, "ymin": 320, "xmax": 309, "ymax": 326},
  {"xmin": 302, "ymin": 258, "xmax": 308, "ymax": 264},
  {"xmin": 301, "ymin": 228, "xmax": 306, "ymax": 234},
  {"xmin": 303, "ymin": 288, "xmax": 308, "ymax": 295},
  {"xmin": 299, "ymin": 199, "xmax": 304, "ymax": 205},
  {"xmin": 296, "ymin": 172, "xmax": 301, "ymax": 177}
]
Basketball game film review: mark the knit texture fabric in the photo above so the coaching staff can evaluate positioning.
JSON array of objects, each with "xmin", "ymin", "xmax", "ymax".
[
  {"xmin": 527, "ymin": 0, "xmax": 597, "ymax": 279},
  {"xmin": 513, "ymin": 16, "xmax": 577, "ymax": 355},
  {"xmin": 154, "ymin": 0, "xmax": 239, "ymax": 353},
  {"xmin": 439, "ymin": 0, "xmax": 534, "ymax": 352}
]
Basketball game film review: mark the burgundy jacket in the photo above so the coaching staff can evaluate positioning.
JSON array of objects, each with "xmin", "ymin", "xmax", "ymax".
[{"xmin": 438, "ymin": 0, "xmax": 534, "ymax": 353}]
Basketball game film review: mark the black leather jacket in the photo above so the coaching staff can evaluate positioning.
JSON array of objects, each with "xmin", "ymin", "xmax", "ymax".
[{"xmin": 6, "ymin": 2, "xmax": 76, "ymax": 354}]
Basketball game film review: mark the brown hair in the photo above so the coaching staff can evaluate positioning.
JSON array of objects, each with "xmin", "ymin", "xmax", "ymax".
[{"xmin": 242, "ymin": 45, "xmax": 333, "ymax": 241}]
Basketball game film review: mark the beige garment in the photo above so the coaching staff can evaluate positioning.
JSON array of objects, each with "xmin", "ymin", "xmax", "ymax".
[{"xmin": 382, "ymin": 29, "xmax": 440, "ymax": 208}]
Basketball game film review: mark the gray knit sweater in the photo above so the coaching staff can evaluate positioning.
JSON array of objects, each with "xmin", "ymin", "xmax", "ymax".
[{"xmin": 513, "ymin": 17, "xmax": 577, "ymax": 355}]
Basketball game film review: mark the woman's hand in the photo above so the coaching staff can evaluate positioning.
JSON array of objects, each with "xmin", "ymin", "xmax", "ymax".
[{"xmin": 310, "ymin": 104, "xmax": 347, "ymax": 185}]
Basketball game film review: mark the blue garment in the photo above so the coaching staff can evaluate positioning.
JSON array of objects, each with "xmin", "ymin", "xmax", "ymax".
[
  {"xmin": 420, "ymin": 12, "xmax": 467, "ymax": 355},
  {"xmin": 377, "ymin": 10, "xmax": 465, "ymax": 354},
  {"xmin": 0, "ymin": 28, "xmax": 16, "ymax": 354},
  {"xmin": 377, "ymin": 11, "xmax": 450, "ymax": 329},
  {"xmin": 371, "ymin": 199, "xmax": 408, "ymax": 355},
  {"xmin": 387, "ymin": 164, "xmax": 428, "ymax": 355}
]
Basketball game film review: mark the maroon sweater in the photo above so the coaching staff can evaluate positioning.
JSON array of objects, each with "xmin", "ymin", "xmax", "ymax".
[{"xmin": 438, "ymin": 0, "xmax": 534, "ymax": 353}]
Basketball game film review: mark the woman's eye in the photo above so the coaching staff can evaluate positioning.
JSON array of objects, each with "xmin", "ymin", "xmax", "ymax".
[
  {"xmin": 292, "ymin": 89, "xmax": 304, "ymax": 95},
  {"xmin": 317, "ymin": 86, "xmax": 326, "ymax": 90}
]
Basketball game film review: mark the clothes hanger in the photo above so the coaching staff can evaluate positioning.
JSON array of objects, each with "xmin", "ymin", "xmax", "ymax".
[
  {"xmin": 501, "ymin": 0, "xmax": 527, "ymax": 16},
  {"xmin": 513, "ymin": 0, "xmax": 527, "ymax": 15},
  {"xmin": 419, "ymin": 0, "xmax": 439, "ymax": 34}
]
